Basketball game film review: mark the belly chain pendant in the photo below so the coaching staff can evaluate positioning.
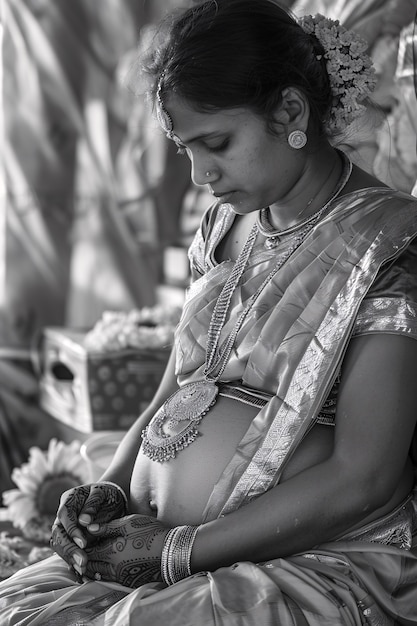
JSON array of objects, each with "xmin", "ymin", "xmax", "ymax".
[
  {"xmin": 141, "ymin": 224, "xmax": 260, "ymax": 463},
  {"xmin": 141, "ymin": 381, "xmax": 219, "ymax": 462}
]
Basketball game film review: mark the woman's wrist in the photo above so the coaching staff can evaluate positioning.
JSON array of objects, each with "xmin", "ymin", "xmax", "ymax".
[
  {"xmin": 98, "ymin": 480, "xmax": 129, "ymax": 514},
  {"xmin": 160, "ymin": 524, "xmax": 200, "ymax": 585}
]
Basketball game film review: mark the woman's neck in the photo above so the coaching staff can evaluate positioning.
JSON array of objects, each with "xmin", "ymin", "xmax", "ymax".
[{"xmin": 268, "ymin": 148, "xmax": 346, "ymax": 231}]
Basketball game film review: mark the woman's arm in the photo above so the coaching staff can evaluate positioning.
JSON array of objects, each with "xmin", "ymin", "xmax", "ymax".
[
  {"xmin": 99, "ymin": 346, "xmax": 179, "ymax": 494},
  {"xmin": 51, "ymin": 347, "xmax": 179, "ymax": 565},
  {"xmin": 191, "ymin": 333, "xmax": 417, "ymax": 571}
]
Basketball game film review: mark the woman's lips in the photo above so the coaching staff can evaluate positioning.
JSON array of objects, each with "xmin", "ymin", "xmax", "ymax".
[{"xmin": 212, "ymin": 190, "xmax": 234, "ymax": 201}]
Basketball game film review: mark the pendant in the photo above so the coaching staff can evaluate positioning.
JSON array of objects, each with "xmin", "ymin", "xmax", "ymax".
[
  {"xmin": 141, "ymin": 381, "xmax": 219, "ymax": 462},
  {"xmin": 264, "ymin": 236, "xmax": 280, "ymax": 250}
]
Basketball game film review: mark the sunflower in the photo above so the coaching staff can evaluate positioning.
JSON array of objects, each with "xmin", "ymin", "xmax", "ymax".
[{"xmin": 2, "ymin": 438, "xmax": 89, "ymax": 544}]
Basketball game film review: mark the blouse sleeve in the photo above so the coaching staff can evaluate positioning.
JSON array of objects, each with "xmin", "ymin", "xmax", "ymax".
[
  {"xmin": 353, "ymin": 238, "xmax": 417, "ymax": 341},
  {"xmin": 187, "ymin": 203, "xmax": 217, "ymax": 281}
]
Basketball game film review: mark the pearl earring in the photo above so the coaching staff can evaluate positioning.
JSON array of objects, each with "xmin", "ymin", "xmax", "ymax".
[{"xmin": 288, "ymin": 130, "xmax": 307, "ymax": 149}]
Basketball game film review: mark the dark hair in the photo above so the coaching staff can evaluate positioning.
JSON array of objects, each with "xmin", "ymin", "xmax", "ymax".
[{"xmin": 138, "ymin": 0, "xmax": 332, "ymax": 135}]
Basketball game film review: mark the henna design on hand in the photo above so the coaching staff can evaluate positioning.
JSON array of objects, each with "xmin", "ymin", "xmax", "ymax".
[
  {"xmin": 50, "ymin": 522, "xmax": 81, "ymax": 568},
  {"xmin": 51, "ymin": 482, "xmax": 128, "ymax": 570},
  {"xmin": 84, "ymin": 515, "xmax": 168, "ymax": 588},
  {"xmin": 82, "ymin": 483, "xmax": 127, "ymax": 524},
  {"xmin": 60, "ymin": 485, "xmax": 91, "ymax": 539},
  {"xmin": 117, "ymin": 559, "xmax": 161, "ymax": 587}
]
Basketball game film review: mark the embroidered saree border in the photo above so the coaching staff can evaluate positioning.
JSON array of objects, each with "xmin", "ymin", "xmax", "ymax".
[
  {"xmin": 353, "ymin": 297, "xmax": 417, "ymax": 339},
  {"xmin": 201, "ymin": 190, "xmax": 417, "ymax": 521}
]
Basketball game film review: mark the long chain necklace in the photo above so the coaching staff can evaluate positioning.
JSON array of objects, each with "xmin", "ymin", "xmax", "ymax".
[{"xmin": 142, "ymin": 155, "xmax": 353, "ymax": 462}]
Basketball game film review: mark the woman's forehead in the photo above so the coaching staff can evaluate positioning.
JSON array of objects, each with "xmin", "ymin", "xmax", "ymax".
[{"xmin": 164, "ymin": 96, "xmax": 258, "ymax": 137}]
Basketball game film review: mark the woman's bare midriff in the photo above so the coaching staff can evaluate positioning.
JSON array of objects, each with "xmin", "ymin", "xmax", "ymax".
[{"xmin": 129, "ymin": 395, "xmax": 414, "ymax": 531}]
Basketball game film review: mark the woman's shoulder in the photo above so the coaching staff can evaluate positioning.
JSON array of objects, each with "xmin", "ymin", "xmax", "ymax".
[
  {"xmin": 333, "ymin": 165, "xmax": 417, "ymax": 230},
  {"xmin": 200, "ymin": 202, "xmax": 236, "ymax": 237},
  {"xmin": 188, "ymin": 202, "xmax": 236, "ymax": 277},
  {"xmin": 341, "ymin": 164, "xmax": 417, "ymax": 339},
  {"xmin": 354, "ymin": 237, "xmax": 417, "ymax": 341},
  {"xmin": 373, "ymin": 236, "xmax": 417, "ymax": 297},
  {"xmin": 345, "ymin": 163, "xmax": 388, "ymax": 193},
  {"xmin": 343, "ymin": 161, "xmax": 417, "ymax": 202}
]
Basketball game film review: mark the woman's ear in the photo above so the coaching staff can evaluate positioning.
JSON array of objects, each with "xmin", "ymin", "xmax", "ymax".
[{"xmin": 273, "ymin": 87, "xmax": 310, "ymax": 131}]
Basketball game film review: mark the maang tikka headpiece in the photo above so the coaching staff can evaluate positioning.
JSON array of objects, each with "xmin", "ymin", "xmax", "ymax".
[{"xmin": 156, "ymin": 71, "xmax": 176, "ymax": 141}]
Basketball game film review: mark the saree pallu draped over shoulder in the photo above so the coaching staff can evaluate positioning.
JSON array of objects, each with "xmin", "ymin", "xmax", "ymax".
[
  {"xmin": 1, "ymin": 189, "xmax": 417, "ymax": 625},
  {"xmin": 198, "ymin": 189, "xmax": 417, "ymax": 520}
]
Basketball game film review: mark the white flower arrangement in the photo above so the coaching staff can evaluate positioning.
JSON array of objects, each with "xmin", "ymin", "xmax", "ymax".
[
  {"xmin": 2, "ymin": 439, "xmax": 89, "ymax": 544},
  {"xmin": 299, "ymin": 14, "xmax": 377, "ymax": 134},
  {"xmin": 0, "ymin": 532, "xmax": 52, "ymax": 580},
  {"xmin": 83, "ymin": 305, "xmax": 183, "ymax": 353}
]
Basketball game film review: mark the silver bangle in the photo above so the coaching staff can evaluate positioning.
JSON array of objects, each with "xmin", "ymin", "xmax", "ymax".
[
  {"xmin": 161, "ymin": 525, "xmax": 199, "ymax": 586},
  {"xmin": 99, "ymin": 481, "xmax": 128, "ymax": 512}
]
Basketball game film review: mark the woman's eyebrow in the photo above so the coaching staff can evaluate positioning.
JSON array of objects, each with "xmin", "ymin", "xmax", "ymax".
[{"xmin": 177, "ymin": 131, "xmax": 224, "ymax": 145}]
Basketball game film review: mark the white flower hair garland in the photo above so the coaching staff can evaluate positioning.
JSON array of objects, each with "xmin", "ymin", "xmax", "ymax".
[{"xmin": 299, "ymin": 14, "xmax": 377, "ymax": 134}]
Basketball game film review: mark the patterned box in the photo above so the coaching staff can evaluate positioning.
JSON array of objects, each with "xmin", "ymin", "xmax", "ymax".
[{"xmin": 38, "ymin": 327, "xmax": 170, "ymax": 433}]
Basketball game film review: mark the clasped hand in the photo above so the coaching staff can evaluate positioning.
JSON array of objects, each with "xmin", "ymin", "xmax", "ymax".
[{"xmin": 51, "ymin": 483, "xmax": 168, "ymax": 588}]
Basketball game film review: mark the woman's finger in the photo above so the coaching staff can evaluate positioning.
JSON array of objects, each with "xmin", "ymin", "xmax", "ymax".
[
  {"xmin": 84, "ymin": 553, "xmax": 115, "ymax": 583},
  {"xmin": 78, "ymin": 483, "xmax": 127, "ymax": 525},
  {"xmin": 56, "ymin": 485, "xmax": 92, "ymax": 546},
  {"xmin": 50, "ymin": 522, "xmax": 88, "ymax": 573}
]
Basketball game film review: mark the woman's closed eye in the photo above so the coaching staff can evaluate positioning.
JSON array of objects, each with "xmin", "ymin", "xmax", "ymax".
[
  {"xmin": 174, "ymin": 138, "xmax": 229, "ymax": 156},
  {"xmin": 205, "ymin": 139, "xmax": 229, "ymax": 153}
]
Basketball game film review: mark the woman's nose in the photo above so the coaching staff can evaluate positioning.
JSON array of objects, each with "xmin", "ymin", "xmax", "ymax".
[{"xmin": 191, "ymin": 157, "xmax": 219, "ymax": 187}]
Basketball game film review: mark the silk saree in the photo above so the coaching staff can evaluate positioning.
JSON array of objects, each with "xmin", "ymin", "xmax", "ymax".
[{"xmin": 1, "ymin": 188, "xmax": 417, "ymax": 625}]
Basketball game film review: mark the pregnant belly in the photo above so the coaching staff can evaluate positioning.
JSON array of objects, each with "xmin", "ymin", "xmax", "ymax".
[{"xmin": 129, "ymin": 394, "xmax": 335, "ymax": 526}]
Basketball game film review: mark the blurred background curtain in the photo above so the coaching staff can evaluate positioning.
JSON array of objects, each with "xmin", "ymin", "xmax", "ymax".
[
  {"xmin": 0, "ymin": 0, "xmax": 192, "ymax": 491},
  {"xmin": 3, "ymin": 0, "xmax": 154, "ymax": 352}
]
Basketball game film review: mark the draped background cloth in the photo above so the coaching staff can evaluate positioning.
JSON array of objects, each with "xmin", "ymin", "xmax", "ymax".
[
  {"xmin": 2, "ymin": 0, "xmax": 158, "ymax": 352},
  {"xmin": 0, "ymin": 0, "xmax": 193, "ymax": 485}
]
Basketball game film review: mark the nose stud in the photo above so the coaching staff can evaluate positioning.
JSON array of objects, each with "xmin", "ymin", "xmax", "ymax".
[{"xmin": 205, "ymin": 171, "xmax": 212, "ymax": 177}]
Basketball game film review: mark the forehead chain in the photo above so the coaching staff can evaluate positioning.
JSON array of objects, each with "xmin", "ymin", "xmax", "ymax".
[{"xmin": 156, "ymin": 72, "xmax": 175, "ymax": 140}]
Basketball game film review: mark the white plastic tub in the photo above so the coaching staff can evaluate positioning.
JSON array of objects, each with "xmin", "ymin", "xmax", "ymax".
[{"xmin": 80, "ymin": 431, "xmax": 126, "ymax": 481}]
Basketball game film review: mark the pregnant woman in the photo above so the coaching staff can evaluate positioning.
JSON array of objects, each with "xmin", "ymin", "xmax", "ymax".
[{"xmin": 1, "ymin": 1, "xmax": 417, "ymax": 624}]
